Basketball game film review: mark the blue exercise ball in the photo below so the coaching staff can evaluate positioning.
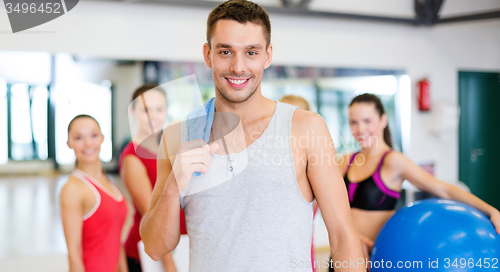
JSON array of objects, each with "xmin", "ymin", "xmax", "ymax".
[{"xmin": 371, "ymin": 199, "xmax": 500, "ymax": 271}]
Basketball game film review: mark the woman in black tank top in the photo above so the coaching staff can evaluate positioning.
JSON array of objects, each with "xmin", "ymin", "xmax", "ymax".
[{"xmin": 329, "ymin": 94, "xmax": 500, "ymax": 272}]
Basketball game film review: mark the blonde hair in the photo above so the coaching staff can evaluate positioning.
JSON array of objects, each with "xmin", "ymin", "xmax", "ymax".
[{"xmin": 279, "ymin": 95, "xmax": 310, "ymax": 111}]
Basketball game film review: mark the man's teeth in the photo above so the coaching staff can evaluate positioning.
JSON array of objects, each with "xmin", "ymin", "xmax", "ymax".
[
  {"xmin": 228, "ymin": 78, "xmax": 246, "ymax": 85},
  {"xmin": 83, "ymin": 150, "xmax": 95, "ymax": 155}
]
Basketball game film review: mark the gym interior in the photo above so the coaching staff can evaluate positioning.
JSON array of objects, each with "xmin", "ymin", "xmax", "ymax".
[{"xmin": 1, "ymin": 0, "xmax": 499, "ymax": 271}]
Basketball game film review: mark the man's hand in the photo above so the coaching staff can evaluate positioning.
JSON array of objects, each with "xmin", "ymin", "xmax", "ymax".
[
  {"xmin": 172, "ymin": 139, "xmax": 219, "ymax": 192},
  {"xmin": 140, "ymin": 132, "xmax": 218, "ymax": 260}
]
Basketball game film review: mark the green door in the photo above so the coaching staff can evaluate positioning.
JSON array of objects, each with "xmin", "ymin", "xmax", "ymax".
[{"xmin": 459, "ymin": 71, "xmax": 500, "ymax": 210}]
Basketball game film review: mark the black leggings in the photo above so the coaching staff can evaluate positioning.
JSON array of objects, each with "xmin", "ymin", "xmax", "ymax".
[
  {"xmin": 127, "ymin": 257, "xmax": 142, "ymax": 272},
  {"xmin": 329, "ymin": 254, "xmax": 371, "ymax": 271},
  {"xmin": 329, "ymin": 256, "xmax": 335, "ymax": 272}
]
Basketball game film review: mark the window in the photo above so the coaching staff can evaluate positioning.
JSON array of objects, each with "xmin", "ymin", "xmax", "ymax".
[
  {"xmin": 8, "ymin": 83, "xmax": 48, "ymax": 161},
  {"xmin": 0, "ymin": 52, "xmax": 115, "ymax": 167},
  {"xmin": 0, "ymin": 79, "xmax": 7, "ymax": 164},
  {"xmin": 31, "ymin": 86, "xmax": 48, "ymax": 160}
]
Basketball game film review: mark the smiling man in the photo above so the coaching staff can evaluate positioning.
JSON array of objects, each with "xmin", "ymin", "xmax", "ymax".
[{"xmin": 140, "ymin": 1, "xmax": 366, "ymax": 271}]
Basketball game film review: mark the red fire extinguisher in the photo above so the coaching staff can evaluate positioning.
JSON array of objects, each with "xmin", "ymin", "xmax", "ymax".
[{"xmin": 417, "ymin": 78, "xmax": 430, "ymax": 111}]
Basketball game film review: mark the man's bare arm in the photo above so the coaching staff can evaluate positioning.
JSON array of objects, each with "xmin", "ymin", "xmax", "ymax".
[
  {"xmin": 294, "ymin": 111, "xmax": 366, "ymax": 271},
  {"xmin": 140, "ymin": 128, "xmax": 182, "ymax": 261},
  {"xmin": 140, "ymin": 123, "xmax": 218, "ymax": 261}
]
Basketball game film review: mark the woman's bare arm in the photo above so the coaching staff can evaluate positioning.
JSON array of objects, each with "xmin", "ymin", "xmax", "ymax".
[
  {"xmin": 60, "ymin": 177, "xmax": 87, "ymax": 272},
  {"xmin": 394, "ymin": 153, "xmax": 500, "ymax": 233},
  {"xmin": 121, "ymin": 155, "xmax": 153, "ymax": 216}
]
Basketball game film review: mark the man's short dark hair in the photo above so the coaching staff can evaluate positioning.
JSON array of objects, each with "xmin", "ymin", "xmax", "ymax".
[{"xmin": 207, "ymin": 0, "xmax": 271, "ymax": 48}]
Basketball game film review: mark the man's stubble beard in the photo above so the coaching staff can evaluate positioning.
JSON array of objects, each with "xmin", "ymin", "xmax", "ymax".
[{"xmin": 215, "ymin": 81, "xmax": 260, "ymax": 104}]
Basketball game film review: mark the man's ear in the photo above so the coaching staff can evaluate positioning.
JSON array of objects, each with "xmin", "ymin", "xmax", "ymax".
[
  {"xmin": 264, "ymin": 43, "xmax": 273, "ymax": 69},
  {"xmin": 203, "ymin": 43, "xmax": 212, "ymax": 68},
  {"xmin": 67, "ymin": 140, "xmax": 71, "ymax": 149}
]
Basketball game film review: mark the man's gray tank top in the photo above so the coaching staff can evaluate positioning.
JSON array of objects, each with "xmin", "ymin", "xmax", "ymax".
[{"xmin": 180, "ymin": 102, "xmax": 314, "ymax": 272}]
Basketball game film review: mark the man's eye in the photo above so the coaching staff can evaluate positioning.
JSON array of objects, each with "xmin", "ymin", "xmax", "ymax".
[
  {"xmin": 248, "ymin": 51, "xmax": 257, "ymax": 56},
  {"xmin": 221, "ymin": 51, "xmax": 230, "ymax": 55}
]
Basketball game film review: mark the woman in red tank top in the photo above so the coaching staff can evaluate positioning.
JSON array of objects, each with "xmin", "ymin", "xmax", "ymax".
[
  {"xmin": 120, "ymin": 84, "xmax": 187, "ymax": 272},
  {"xmin": 60, "ymin": 115, "xmax": 128, "ymax": 272}
]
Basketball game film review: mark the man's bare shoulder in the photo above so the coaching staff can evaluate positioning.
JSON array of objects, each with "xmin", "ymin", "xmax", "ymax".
[
  {"xmin": 290, "ymin": 108, "xmax": 334, "ymax": 153},
  {"xmin": 291, "ymin": 108, "xmax": 328, "ymax": 134}
]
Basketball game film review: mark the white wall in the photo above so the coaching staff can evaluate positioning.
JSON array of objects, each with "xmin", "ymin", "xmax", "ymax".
[{"xmin": 1, "ymin": 1, "xmax": 500, "ymax": 181}]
